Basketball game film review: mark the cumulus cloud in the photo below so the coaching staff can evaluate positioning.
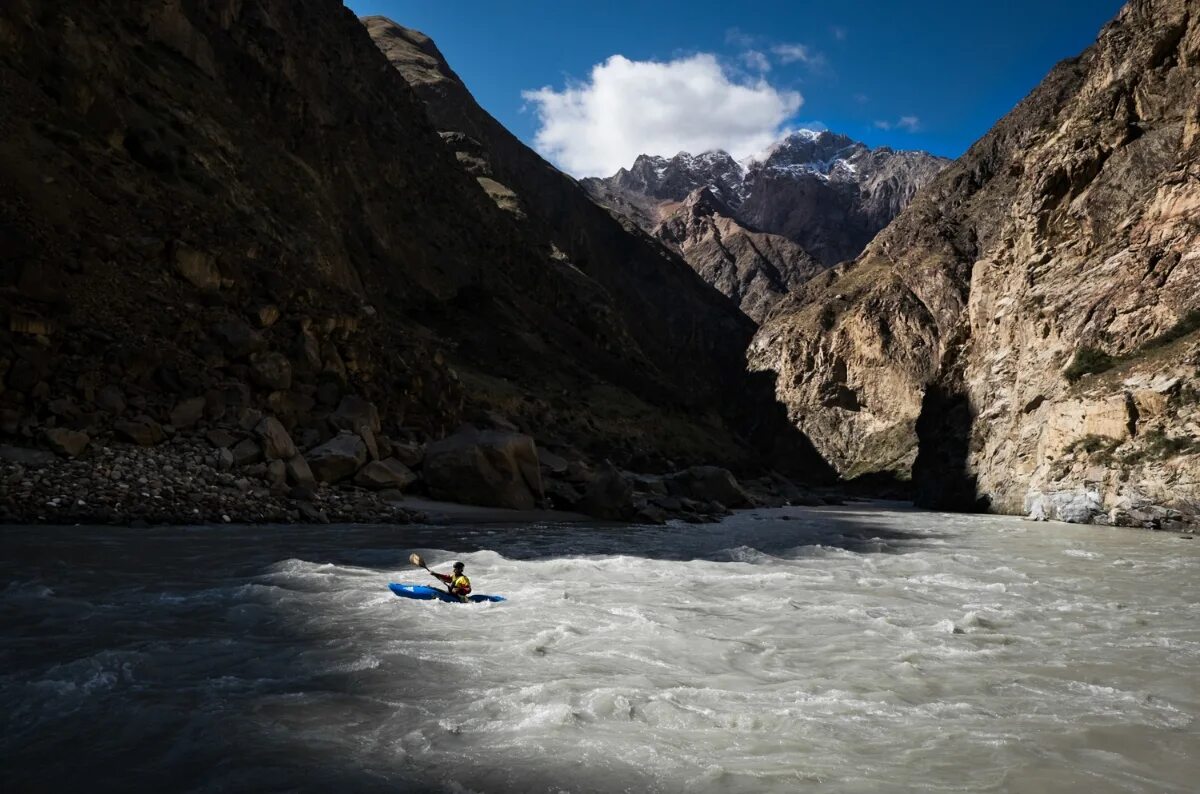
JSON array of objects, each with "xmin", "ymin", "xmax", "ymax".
[
  {"xmin": 522, "ymin": 54, "xmax": 802, "ymax": 177},
  {"xmin": 874, "ymin": 115, "xmax": 921, "ymax": 132}
]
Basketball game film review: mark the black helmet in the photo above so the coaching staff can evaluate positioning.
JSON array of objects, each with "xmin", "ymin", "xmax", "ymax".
[{"xmin": 453, "ymin": 561, "xmax": 465, "ymax": 571}]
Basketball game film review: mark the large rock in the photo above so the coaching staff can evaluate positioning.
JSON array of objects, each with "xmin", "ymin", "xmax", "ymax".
[
  {"xmin": 255, "ymin": 416, "xmax": 297, "ymax": 460},
  {"xmin": 43, "ymin": 427, "xmax": 90, "ymax": 458},
  {"xmin": 231, "ymin": 438, "xmax": 263, "ymax": 466},
  {"xmin": 285, "ymin": 454, "xmax": 316, "ymax": 486},
  {"xmin": 114, "ymin": 416, "xmax": 165, "ymax": 446},
  {"xmin": 423, "ymin": 428, "xmax": 543, "ymax": 510},
  {"xmin": 577, "ymin": 462, "xmax": 635, "ymax": 520},
  {"xmin": 328, "ymin": 395, "xmax": 381, "ymax": 434},
  {"xmin": 390, "ymin": 441, "xmax": 424, "ymax": 468},
  {"xmin": 211, "ymin": 319, "xmax": 265, "ymax": 360},
  {"xmin": 354, "ymin": 458, "xmax": 417, "ymax": 490},
  {"xmin": 169, "ymin": 397, "xmax": 206, "ymax": 429},
  {"xmin": 306, "ymin": 431, "xmax": 368, "ymax": 483},
  {"xmin": 94, "ymin": 385, "xmax": 126, "ymax": 415},
  {"xmin": 249, "ymin": 351, "xmax": 292, "ymax": 391},
  {"xmin": 664, "ymin": 466, "xmax": 751, "ymax": 508},
  {"xmin": 172, "ymin": 243, "xmax": 220, "ymax": 290}
]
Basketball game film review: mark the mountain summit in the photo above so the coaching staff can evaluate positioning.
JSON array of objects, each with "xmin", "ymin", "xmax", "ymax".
[{"xmin": 582, "ymin": 131, "xmax": 946, "ymax": 319}]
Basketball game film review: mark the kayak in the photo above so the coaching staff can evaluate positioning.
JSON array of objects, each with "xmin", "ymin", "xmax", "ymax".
[{"xmin": 388, "ymin": 583, "xmax": 506, "ymax": 604}]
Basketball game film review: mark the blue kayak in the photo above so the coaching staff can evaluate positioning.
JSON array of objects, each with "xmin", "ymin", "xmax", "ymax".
[{"xmin": 388, "ymin": 583, "xmax": 506, "ymax": 604}]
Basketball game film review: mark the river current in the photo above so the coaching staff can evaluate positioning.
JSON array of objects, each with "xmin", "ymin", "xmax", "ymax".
[{"xmin": 2, "ymin": 504, "xmax": 1197, "ymax": 792}]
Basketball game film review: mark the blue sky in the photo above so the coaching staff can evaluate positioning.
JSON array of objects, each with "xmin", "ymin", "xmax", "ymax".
[{"xmin": 349, "ymin": 0, "xmax": 1124, "ymax": 176}]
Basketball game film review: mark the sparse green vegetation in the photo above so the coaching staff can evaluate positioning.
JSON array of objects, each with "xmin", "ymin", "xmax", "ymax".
[
  {"xmin": 1067, "ymin": 434, "xmax": 1121, "ymax": 464},
  {"xmin": 1122, "ymin": 428, "xmax": 1200, "ymax": 465},
  {"xmin": 1064, "ymin": 310, "xmax": 1200, "ymax": 384}
]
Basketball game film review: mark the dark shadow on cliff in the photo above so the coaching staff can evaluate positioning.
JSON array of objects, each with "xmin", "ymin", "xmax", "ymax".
[
  {"xmin": 912, "ymin": 384, "xmax": 990, "ymax": 512},
  {"xmin": 729, "ymin": 369, "xmax": 840, "ymax": 485}
]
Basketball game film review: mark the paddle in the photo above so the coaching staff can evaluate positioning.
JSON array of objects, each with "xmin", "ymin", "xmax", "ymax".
[{"xmin": 410, "ymin": 552, "xmax": 468, "ymax": 602}]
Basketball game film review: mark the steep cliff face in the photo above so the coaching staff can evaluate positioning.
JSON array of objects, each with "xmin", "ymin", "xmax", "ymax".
[
  {"xmin": 0, "ymin": 0, "xmax": 768, "ymax": 476},
  {"xmin": 364, "ymin": 18, "xmax": 834, "ymax": 477},
  {"xmin": 751, "ymin": 0, "xmax": 1200, "ymax": 525},
  {"xmin": 654, "ymin": 188, "xmax": 823, "ymax": 322}
]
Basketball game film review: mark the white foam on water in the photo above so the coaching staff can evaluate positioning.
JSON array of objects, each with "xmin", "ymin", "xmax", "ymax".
[{"xmin": 3, "ymin": 506, "xmax": 1198, "ymax": 792}]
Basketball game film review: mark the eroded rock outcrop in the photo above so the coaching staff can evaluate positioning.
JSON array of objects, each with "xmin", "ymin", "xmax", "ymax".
[
  {"xmin": 654, "ymin": 188, "xmax": 823, "ymax": 322},
  {"xmin": 751, "ymin": 0, "xmax": 1200, "ymax": 525}
]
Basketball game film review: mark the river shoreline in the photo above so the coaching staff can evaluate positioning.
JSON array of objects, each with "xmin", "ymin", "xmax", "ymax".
[{"xmin": 0, "ymin": 435, "xmax": 842, "ymax": 528}]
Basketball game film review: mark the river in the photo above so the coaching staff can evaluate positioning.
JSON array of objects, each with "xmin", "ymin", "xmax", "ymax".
[{"xmin": 2, "ymin": 504, "xmax": 1197, "ymax": 793}]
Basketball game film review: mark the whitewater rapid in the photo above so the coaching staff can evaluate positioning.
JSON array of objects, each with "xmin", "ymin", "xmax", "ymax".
[{"xmin": 2, "ymin": 505, "xmax": 1197, "ymax": 792}]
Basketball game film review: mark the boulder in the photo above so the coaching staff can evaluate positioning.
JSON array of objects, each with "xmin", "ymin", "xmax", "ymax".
[
  {"xmin": 114, "ymin": 416, "xmax": 165, "ymax": 446},
  {"xmin": 172, "ymin": 244, "xmax": 221, "ymax": 290},
  {"xmin": 1025, "ymin": 488, "xmax": 1104, "ymax": 524},
  {"xmin": 391, "ymin": 441, "xmax": 424, "ymax": 468},
  {"xmin": 254, "ymin": 303, "xmax": 281, "ymax": 328},
  {"xmin": 328, "ymin": 395, "xmax": 381, "ymax": 434},
  {"xmin": 537, "ymin": 448, "xmax": 569, "ymax": 475},
  {"xmin": 255, "ymin": 416, "xmax": 297, "ymax": 460},
  {"xmin": 266, "ymin": 459, "xmax": 288, "ymax": 490},
  {"xmin": 307, "ymin": 431, "xmax": 368, "ymax": 483},
  {"xmin": 215, "ymin": 447, "xmax": 235, "ymax": 470},
  {"xmin": 44, "ymin": 427, "xmax": 90, "ymax": 458},
  {"xmin": 297, "ymin": 501, "xmax": 329, "ymax": 524},
  {"xmin": 169, "ymin": 396, "xmax": 206, "ymax": 429},
  {"xmin": 664, "ymin": 466, "xmax": 751, "ymax": 508},
  {"xmin": 578, "ymin": 462, "xmax": 635, "ymax": 520},
  {"xmin": 206, "ymin": 428, "xmax": 239, "ymax": 448},
  {"xmin": 423, "ymin": 428, "xmax": 543, "ymax": 510},
  {"xmin": 354, "ymin": 458, "xmax": 417, "ymax": 490},
  {"xmin": 231, "ymin": 437, "xmax": 263, "ymax": 466},
  {"xmin": 360, "ymin": 426, "xmax": 380, "ymax": 461},
  {"xmin": 95, "ymin": 385, "xmax": 126, "ymax": 415},
  {"xmin": 249, "ymin": 351, "xmax": 292, "ymax": 391},
  {"xmin": 543, "ymin": 478, "xmax": 583, "ymax": 510},
  {"xmin": 211, "ymin": 319, "xmax": 265, "ymax": 359},
  {"xmin": 285, "ymin": 454, "xmax": 316, "ymax": 486}
]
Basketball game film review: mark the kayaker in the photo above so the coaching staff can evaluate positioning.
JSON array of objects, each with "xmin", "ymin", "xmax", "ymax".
[{"xmin": 431, "ymin": 561, "xmax": 472, "ymax": 600}]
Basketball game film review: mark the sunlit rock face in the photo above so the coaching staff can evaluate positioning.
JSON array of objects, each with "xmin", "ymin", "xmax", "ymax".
[
  {"xmin": 750, "ymin": 0, "xmax": 1200, "ymax": 526},
  {"xmin": 581, "ymin": 131, "xmax": 945, "ymax": 324}
]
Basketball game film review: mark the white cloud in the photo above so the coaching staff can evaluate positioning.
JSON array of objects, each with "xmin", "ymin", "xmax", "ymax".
[
  {"xmin": 522, "ymin": 54, "xmax": 802, "ymax": 177},
  {"xmin": 831, "ymin": 26, "xmax": 847, "ymax": 41},
  {"xmin": 771, "ymin": 43, "xmax": 814, "ymax": 64},
  {"xmin": 740, "ymin": 49, "xmax": 771, "ymax": 73},
  {"xmin": 874, "ymin": 115, "xmax": 921, "ymax": 132}
]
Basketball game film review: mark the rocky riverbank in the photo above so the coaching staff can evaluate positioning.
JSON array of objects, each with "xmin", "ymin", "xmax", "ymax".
[{"xmin": 0, "ymin": 390, "xmax": 834, "ymax": 527}]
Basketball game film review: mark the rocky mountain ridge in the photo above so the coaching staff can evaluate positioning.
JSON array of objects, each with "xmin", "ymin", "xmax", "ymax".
[
  {"xmin": 582, "ymin": 130, "xmax": 947, "ymax": 319},
  {"xmin": 750, "ymin": 0, "xmax": 1200, "ymax": 528}
]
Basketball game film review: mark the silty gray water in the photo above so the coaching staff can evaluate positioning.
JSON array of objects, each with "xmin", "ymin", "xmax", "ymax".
[{"xmin": 2, "ymin": 504, "xmax": 1197, "ymax": 792}]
